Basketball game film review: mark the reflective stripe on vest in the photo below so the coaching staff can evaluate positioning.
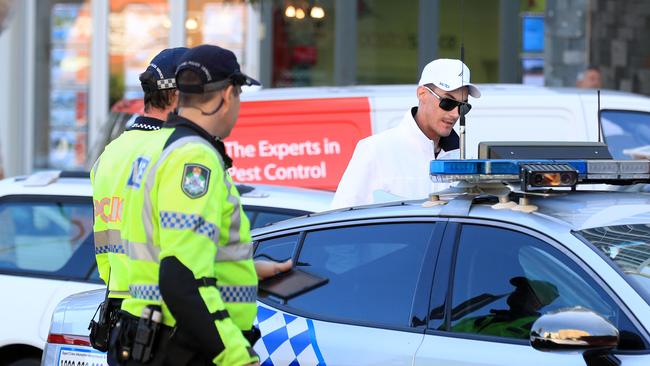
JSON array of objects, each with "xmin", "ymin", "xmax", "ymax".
[
  {"xmin": 94, "ymin": 229, "xmax": 124, "ymax": 254},
  {"xmin": 218, "ymin": 285, "xmax": 257, "ymax": 303},
  {"xmin": 95, "ymin": 229, "xmax": 160, "ymax": 261},
  {"xmin": 215, "ymin": 243, "xmax": 254, "ymax": 262},
  {"xmin": 129, "ymin": 284, "xmax": 162, "ymax": 301},
  {"xmin": 144, "ymin": 136, "xmax": 246, "ymax": 247},
  {"xmin": 160, "ymin": 211, "xmax": 218, "ymax": 243},
  {"xmin": 129, "ymin": 284, "xmax": 256, "ymax": 303}
]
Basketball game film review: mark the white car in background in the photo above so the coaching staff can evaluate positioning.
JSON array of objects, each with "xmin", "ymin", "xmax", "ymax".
[{"xmin": 0, "ymin": 171, "xmax": 331, "ymax": 366}]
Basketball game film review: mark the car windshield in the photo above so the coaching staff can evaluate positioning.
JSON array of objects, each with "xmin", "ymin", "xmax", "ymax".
[
  {"xmin": 601, "ymin": 110, "xmax": 650, "ymax": 160},
  {"xmin": 575, "ymin": 224, "xmax": 650, "ymax": 305}
]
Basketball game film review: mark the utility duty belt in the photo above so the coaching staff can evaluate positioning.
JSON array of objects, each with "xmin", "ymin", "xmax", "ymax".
[{"xmin": 110, "ymin": 309, "xmax": 261, "ymax": 365}]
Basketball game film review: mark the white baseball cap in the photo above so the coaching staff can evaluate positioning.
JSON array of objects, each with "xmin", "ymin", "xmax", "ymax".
[{"xmin": 418, "ymin": 58, "xmax": 481, "ymax": 98}]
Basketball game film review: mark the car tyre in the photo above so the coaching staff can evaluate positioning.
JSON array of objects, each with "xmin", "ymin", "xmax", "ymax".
[{"xmin": 8, "ymin": 358, "xmax": 40, "ymax": 366}]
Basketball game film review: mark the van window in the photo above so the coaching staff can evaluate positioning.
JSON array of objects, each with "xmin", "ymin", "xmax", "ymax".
[{"xmin": 601, "ymin": 110, "xmax": 650, "ymax": 159}]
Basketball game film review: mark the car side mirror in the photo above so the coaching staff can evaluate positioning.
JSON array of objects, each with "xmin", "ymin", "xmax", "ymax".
[{"xmin": 530, "ymin": 307, "xmax": 621, "ymax": 366}]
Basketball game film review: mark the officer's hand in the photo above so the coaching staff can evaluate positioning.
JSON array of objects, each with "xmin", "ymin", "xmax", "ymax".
[
  {"xmin": 244, "ymin": 363, "xmax": 260, "ymax": 366},
  {"xmin": 254, "ymin": 259, "xmax": 293, "ymax": 280}
]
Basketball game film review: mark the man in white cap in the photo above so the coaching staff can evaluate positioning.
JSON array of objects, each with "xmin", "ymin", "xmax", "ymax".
[{"xmin": 331, "ymin": 58, "xmax": 481, "ymax": 208}]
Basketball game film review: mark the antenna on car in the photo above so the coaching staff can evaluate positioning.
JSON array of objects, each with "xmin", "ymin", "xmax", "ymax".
[
  {"xmin": 459, "ymin": 0, "xmax": 467, "ymax": 160},
  {"xmin": 597, "ymin": 89, "xmax": 602, "ymax": 143}
]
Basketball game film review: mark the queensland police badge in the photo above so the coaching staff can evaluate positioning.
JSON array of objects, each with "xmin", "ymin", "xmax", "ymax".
[{"xmin": 182, "ymin": 164, "xmax": 210, "ymax": 198}]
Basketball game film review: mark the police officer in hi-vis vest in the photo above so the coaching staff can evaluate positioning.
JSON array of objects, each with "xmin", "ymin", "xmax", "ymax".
[
  {"xmin": 90, "ymin": 47, "xmax": 188, "ymax": 352},
  {"xmin": 95, "ymin": 45, "xmax": 290, "ymax": 365}
]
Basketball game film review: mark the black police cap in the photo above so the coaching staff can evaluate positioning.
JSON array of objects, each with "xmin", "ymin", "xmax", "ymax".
[
  {"xmin": 175, "ymin": 44, "xmax": 261, "ymax": 94},
  {"xmin": 139, "ymin": 47, "xmax": 189, "ymax": 93}
]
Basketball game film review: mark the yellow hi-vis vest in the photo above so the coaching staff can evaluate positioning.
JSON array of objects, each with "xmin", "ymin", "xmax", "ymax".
[
  {"xmin": 91, "ymin": 119, "xmax": 163, "ymax": 299},
  {"xmin": 120, "ymin": 116, "xmax": 258, "ymax": 365}
]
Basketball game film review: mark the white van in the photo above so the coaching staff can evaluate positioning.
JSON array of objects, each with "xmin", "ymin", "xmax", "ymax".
[{"xmin": 97, "ymin": 84, "xmax": 650, "ymax": 190}]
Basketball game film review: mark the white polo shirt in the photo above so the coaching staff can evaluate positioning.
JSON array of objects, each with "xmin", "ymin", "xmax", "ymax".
[{"xmin": 331, "ymin": 107, "xmax": 459, "ymax": 209}]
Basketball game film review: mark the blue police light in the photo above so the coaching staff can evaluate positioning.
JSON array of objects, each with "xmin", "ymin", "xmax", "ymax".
[{"xmin": 430, "ymin": 159, "xmax": 650, "ymax": 190}]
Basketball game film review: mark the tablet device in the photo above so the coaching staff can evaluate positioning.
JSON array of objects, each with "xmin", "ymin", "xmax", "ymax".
[{"xmin": 258, "ymin": 268, "xmax": 328, "ymax": 300}]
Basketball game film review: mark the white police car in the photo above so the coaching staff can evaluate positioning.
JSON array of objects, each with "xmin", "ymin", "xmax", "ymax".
[
  {"xmin": 0, "ymin": 171, "xmax": 331, "ymax": 366},
  {"xmin": 44, "ymin": 142, "xmax": 650, "ymax": 366}
]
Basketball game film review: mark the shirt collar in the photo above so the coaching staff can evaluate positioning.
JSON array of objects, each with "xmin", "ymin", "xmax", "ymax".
[
  {"xmin": 127, "ymin": 116, "xmax": 164, "ymax": 131},
  {"xmin": 164, "ymin": 114, "xmax": 233, "ymax": 169},
  {"xmin": 409, "ymin": 107, "xmax": 459, "ymax": 152}
]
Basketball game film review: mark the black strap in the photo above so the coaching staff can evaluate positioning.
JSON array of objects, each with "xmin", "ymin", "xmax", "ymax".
[
  {"xmin": 247, "ymin": 346, "xmax": 258, "ymax": 358},
  {"xmin": 211, "ymin": 310, "xmax": 230, "ymax": 321},
  {"xmin": 196, "ymin": 277, "xmax": 217, "ymax": 287},
  {"xmin": 242, "ymin": 326, "xmax": 261, "ymax": 346}
]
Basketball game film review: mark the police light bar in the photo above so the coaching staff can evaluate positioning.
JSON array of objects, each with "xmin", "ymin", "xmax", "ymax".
[{"xmin": 430, "ymin": 159, "xmax": 650, "ymax": 191}]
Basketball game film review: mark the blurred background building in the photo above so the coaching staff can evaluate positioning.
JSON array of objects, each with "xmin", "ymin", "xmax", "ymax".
[{"xmin": 0, "ymin": 0, "xmax": 649, "ymax": 176}]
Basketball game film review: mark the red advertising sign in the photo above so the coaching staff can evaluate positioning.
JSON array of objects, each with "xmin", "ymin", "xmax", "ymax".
[{"xmin": 227, "ymin": 97, "xmax": 372, "ymax": 190}]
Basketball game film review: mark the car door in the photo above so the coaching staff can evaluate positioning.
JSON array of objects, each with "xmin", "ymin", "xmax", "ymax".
[
  {"xmin": 253, "ymin": 219, "xmax": 446, "ymax": 366},
  {"xmin": 415, "ymin": 221, "xmax": 649, "ymax": 366},
  {"xmin": 0, "ymin": 195, "xmax": 100, "ymax": 346}
]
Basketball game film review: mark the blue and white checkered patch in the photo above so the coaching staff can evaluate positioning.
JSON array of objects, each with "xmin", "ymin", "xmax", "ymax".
[
  {"xmin": 218, "ymin": 285, "xmax": 257, "ymax": 303},
  {"xmin": 160, "ymin": 211, "xmax": 218, "ymax": 243},
  {"xmin": 94, "ymin": 243, "xmax": 125, "ymax": 255},
  {"xmin": 254, "ymin": 304, "xmax": 326, "ymax": 366},
  {"xmin": 129, "ymin": 284, "xmax": 162, "ymax": 301}
]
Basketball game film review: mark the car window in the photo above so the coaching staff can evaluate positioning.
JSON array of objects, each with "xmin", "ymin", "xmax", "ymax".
[
  {"xmin": 243, "ymin": 206, "xmax": 309, "ymax": 229},
  {"xmin": 254, "ymin": 234, "xmax": 301, "ymax": 262},
  {"xmin": 447, "ymin": 224, "xmax": 647, "ymax": 350},
  {"xmin": 601, "ymin": 110, "xmax": 650, "ymax": 159},
  {"xmin": 0, "ymin": 198, "xmax": 95, "ymax": 280},
  {"xmin": 280, "ymin": 223, "xmax": 436, "ymax": 327},
  {"xmin": 253, "ymin": 211, "xmax": 300, "ymax": 228}
]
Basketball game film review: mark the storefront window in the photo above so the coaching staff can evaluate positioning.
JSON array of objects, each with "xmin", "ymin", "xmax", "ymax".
[
  {"xmin": 356, "ymin": 0, "xmax": 418, "ymax": 84},
  {"xmin": 439, "ymin": 0, "xmax": 500, "ymax": 83},
  {"xmin": 34, "ymin": 0, "xmax": 92, "ymax": 170},
  {"xmin": 109, "ymin": 0, "xmax": 169, "ymax": 106},
  {"xmin": 186, "ymin": 0, "xmax": 250, "ymax": 74},
  {"xmin": 272, "ymin": 0, "xmax": 335, "ymax": 87}
]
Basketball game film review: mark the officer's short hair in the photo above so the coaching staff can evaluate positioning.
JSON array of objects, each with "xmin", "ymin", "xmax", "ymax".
[{"xmin": 176, "ymin": 69, "xmax": 225, "ymax": 107}]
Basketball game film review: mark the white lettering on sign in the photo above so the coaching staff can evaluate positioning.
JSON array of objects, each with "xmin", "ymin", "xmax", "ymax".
[
  {"xmin": 258, "ymin": 140, "xmax": 322, "ymax": 160},
  {"xmin": 264, "ymin": 162, "xmax": 327, "ymax": 181},
  {"xmin": 226, "ymin": 137, "xmax": 343, "ymax": 184}
]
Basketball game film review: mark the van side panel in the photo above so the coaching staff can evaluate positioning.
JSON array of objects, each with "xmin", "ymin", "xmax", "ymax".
[
  {"xmin": 464, "ymin": 95, "xmax": 586, "ymax": 158},
  {"xmin": 227, "ymin": 98, "xmax": 372, "ymax": 190}
]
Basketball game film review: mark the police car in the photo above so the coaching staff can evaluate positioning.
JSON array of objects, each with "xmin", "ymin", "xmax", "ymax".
[
  {"xmin": 43, "ymin": 142, "xmax": 650, "ymax": 366},
  {"xmin": 0, "ymin": 171, "xmax": 331, "ymax": 366}
]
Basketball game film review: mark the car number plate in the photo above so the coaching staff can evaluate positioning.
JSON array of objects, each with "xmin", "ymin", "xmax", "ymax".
[{"xmin": 57, "ymin": 346, "xmax": 107, "ymax": 366}]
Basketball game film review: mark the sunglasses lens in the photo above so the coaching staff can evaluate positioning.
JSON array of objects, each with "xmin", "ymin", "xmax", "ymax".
[{"xmin": 439, "ymin": 98, "xmax": 458, "ymax": 111}]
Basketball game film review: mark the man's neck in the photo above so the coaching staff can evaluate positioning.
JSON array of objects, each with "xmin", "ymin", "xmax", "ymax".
[
  {"xmin": 178, "ymin": 108, "xmax": 218, "ymax": 137},
  {"xmin": 413, "ymin": 108, "xmax": 441, "ymax": 145},
  {"xmin": 143, "ymin": 107, "xmax": 173, "ymax": 122}
]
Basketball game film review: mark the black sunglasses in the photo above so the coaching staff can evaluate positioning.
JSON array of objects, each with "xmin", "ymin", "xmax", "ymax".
[{"xmin": 425, "ymin": 86, "xmax": 472, "ymax": 115}]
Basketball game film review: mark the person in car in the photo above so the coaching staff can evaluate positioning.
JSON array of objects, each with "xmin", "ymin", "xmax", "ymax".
[
  {"xmin": 452, "ymin": 276, "xmax": 559, "ymax": 339},
  {"xmin": 331, "ymin": 58, "xmax": 481, "ymax": 208}
]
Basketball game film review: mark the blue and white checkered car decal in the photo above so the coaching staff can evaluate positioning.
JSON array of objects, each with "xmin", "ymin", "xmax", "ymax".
[
  {"xmin": 129, "ymin": 284, "xmax": 162, "ymax": 301},
  {"xmin": 255, "ymin": 303, "xmax": 326, "ymax": 366},
  {"xmin": 160, "ymin": 211, "xmax": 218, "ymax": 243}
]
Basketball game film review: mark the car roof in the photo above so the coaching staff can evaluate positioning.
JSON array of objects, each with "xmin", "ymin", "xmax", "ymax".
[
  {"xmin": 0, "ymin": 171, "xmax": 333, "ymax": 213},
  {"xmin": 253, "ymin": 190, "xmax": 650, "ymax": 236}
]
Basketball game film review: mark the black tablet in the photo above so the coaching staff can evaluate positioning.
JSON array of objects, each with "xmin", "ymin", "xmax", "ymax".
[{"xmin": 258, "ymin": 268, "xmax": 328, "ymax": 300}]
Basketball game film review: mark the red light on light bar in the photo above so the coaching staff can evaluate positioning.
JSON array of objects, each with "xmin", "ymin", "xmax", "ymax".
[{"xmin": 47, "ymin": 333, "xmax": 91, "ymax": 347}]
